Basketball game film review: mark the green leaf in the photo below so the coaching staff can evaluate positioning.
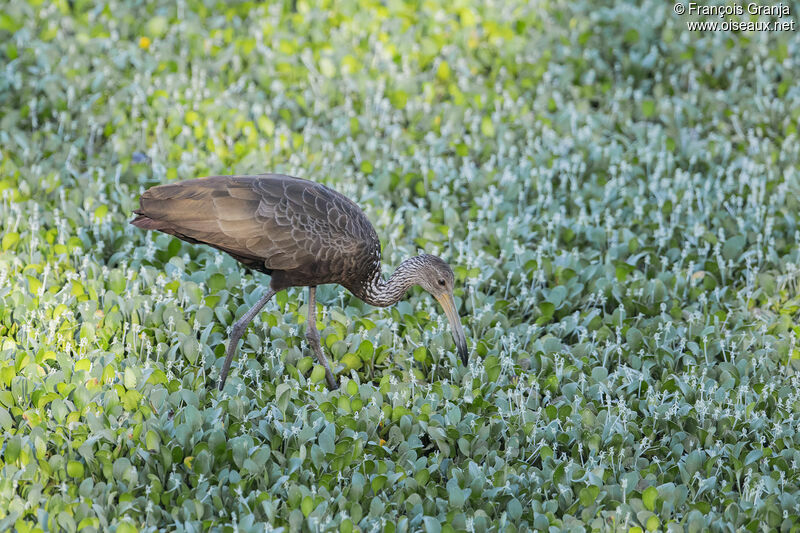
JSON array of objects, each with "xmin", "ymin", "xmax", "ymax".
[
  {"xmin": 579, "ymin": 485, "xmax": 600, "ymax": 506},
  {"xmin": 310, "ymin": 365, "xmax": 327, "ymax": 383},
  {"xmin": 744, "ymin": 449, "xmax": 762, "ymax": 466},
  {"xmin": 340, "ymin": 354, "xmax": 362, "ymax": 371},
  {"xmin": 507, "ymin": 497, "xmax": 522, "ymax": 520},
  {"xmin": 413, "ymin": 346, "xmax": 428, "ymax": 363},
  {"xmin": 145, "ymin": 16, "xmax": 168, "ymax": 38},
  {"xmin": 480, "ymin": 116, "xmax": 495, "ymax": 138},
  {"xmin": 371, "ymin": 474, "xmax": 387, "ymax": 493},
  {"xmin": 722, "ymin": 235, "xmax": 746, "ymax": 261},
  {"xmin": 422, "ymin": 517, "xmax": 442, "ymax": 533},
  {"xmin": 94, "ymin": 204, "xmax": 109, "ymax": 220},
  {"xmin": 208, "ymin": 273, "xmax": 227, "ymax": 291},
  {"xmin": 545, "ymin": 286, "xmax": 566, "ymax": 307},
  {"xmin": 320, "ymin": 57, "xmax": 336, "ymax": 78},
  {"xmin": 539, "ymin": 446, "xmax": 553, "ymax": 461},
  {"xmin": 6, "ymin": 436, "xmax": 21, "ymax": 463},
  {"xmin": 124, "ymin": 367, "xmax": 137, "ymax": 389},
  {"xmin": 301, "ymin": 495, "xmax": 313, "ymax": 517},
  {"xmin": 446, "ymin": 478, "xmax": 465, "ymax": 507},
  {"xmin": 319, "ymin": 423, "xmax": 335, "ymax": 454},
  {"xmin": 2, "ymin": 232, "xmax": 19, "ymax": 251},
  {"xmin": 145, "ymin": 430, "xmax": 160, "ymax": 452},
  {"xmin": 0, "ymin": 407, "xmax": 12, "ymax": 431},
  {"xmin": 67, "ymin": 460, "xmax": 84, "ymax": 478},
  {"xmin": 643, "ymin": 486, "xmax": 658, "ymax": 511},
  {"xmin": 182, "ymin": 336, "xmax": 199, "ymax": 365},
  {"xmin": 626, "ymin": 327, "xmax": 643, "ymax": 351},
  {"xmin": 484, "ymin": 356, "xmax": 500, "ymax": 381},
  {"xmin": 116, "ymin": 522, "xmax": 138, "ymax": 533},
  {"xmin": 437, "ymin": 61, "xmax": 451, "ymax": 81}
]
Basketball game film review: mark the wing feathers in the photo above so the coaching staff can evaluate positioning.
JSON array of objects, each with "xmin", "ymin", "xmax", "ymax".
[{"xmin": 132, "ymin": 174, "xmax": 378, "ymax": 278}]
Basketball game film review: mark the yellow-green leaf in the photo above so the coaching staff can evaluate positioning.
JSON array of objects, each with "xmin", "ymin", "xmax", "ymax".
[
  {"xmin": 67, "ymin": 460, "xmax": 84, "ymax": 478},
  {"xmin": 2, "ymin": 232, "xmax": 19, "ymax": 250}
]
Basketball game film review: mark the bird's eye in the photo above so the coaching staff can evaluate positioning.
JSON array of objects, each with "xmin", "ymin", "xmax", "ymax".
[{"xmin": 437, "ymin": 279, "xmax": 446, "ymax": 286}]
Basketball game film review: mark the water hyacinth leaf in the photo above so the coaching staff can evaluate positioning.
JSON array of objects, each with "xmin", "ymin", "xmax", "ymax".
[
  {"xmin": 2, "ymin": 232, "xmax": 19, "ymax": 251},
  {"xmin": 744, "ymin": 449, "xmax": 762, "ymax": 466},
  {"xmin": 319, "ymin": 423, "xmax": 335, "ymax": 455},
  {"xmin": 642, "ymin": 486, "xmax": 658, "ymax": 511},
  {"xmin": 545, "ymin": 286, "xmax": 567, "ymax": 308},
  {"xmin": 579, "ymin": 485, "xmax": 600, "ymax": 506},
  {"xmin": 310, "ymin": 364, "xmax": 327, "ymax": 383},
  {"xmin": 5, "ymin": 436, "xmax": 21, "ymax": 463},
  {"xmin": 436, "ymin": 61, "xmax": 451, "ymax": 81},
  {"xmin": 182, "ymin": 336, "xmax": 199, "ymax": 364},
  {"xmin": 116, "ymin": 522, "xmax": 138, "ymax": 533},
  {"xmin": 446, "ymin": 478, "xmax": 464, "ymax": 507},
  {"xmin": 123, "ymin": 367, "xmax": 137, "ymax": 389},
  {"xmin": 422, "ymin": 517, "xmax": 442, "ymax": 533},
  {"xmin": 538, "ymin": 301, "xmax": 555, "ymax": 322},
  {"xmin": 542, "ymin": 336, "xmax": 562, "ymax": 354},
  {"xmin": 94, "ymin": 204, "xmax": 109, "ymax": 220},
  {"xmin": 480, "ymin": 116, "xmax": 495, "ymax": 138},
  {"xmin": 483, "ymin": 356, "xmax": 500, "ymax": 381},
  {"xmin": 145, "ymin": 16, "xmax": 169, "ymax": 37},
  {"xmin": 67, "ymin": 460, "xmax": 84, "ymax": 478},
  {"xmin": 320, "ymin": 57, "xmax": 336, "ymax": 78},
  {"xmin": 722, "ymin": 236, "xmax": 746, "ymax": 261},
  {"xmin": 145, "ymin": 430, "xmax": 160, "ymax": 452},
  {"xmin": 301, "ymin": 495, "xmax": 314, "ymax": 517},
  {"xmin": 340, "ymin": 354, "xmax": 362, "ymax": 370},
  {"xmin": 591, "ymin": 367, "xmax": 608, "ymax": 382},
  {"xmin": 507, "ymin": 497, "xmax": 522, "ymax": 521},
  {"xmin": 0, "ymin": 407, "xmax": 13, "ymax": 431},
  {"xmin": 371, "ymin": 475, "xmax": 387, "ymax": 493},
  {"xmin": 626, "ymin": 327, "xmax": 644, "ymax": 351},
  {"xmin": 208, "ymin": 273, "xmax": 227, "ymax": 291},
  {"xmin": 231, "ymin": 438, "xmax": 248, "ymax": 469}
]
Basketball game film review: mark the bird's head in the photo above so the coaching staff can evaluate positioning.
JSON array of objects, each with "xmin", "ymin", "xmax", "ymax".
[{"xmin": 414, "ymin": 254, "xmax": 468, "ymax": 365}]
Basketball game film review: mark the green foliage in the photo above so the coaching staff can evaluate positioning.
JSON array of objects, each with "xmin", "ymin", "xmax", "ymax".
[{"xmin": 1, "ymin": 0, "xmax": 800, "ymax": 531}]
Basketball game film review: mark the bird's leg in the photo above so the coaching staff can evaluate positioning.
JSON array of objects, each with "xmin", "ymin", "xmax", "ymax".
[
  {"xmin": 307, "ymin": 286, "xmax": 338, "ymax": 390},
  {"xmin": 218, "ymin": 287, "xmax": 277, "ymax": 391}
]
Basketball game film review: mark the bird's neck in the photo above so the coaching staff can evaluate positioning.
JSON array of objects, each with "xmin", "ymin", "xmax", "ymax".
[{"xmin": 354, "ymin": 256, "xmax": 422, "ymax": 307}]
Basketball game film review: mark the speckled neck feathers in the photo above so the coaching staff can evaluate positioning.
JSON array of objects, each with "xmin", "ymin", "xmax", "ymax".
[{"xmin": 351, "ymin": 255, "xmax": 427, "ymax": 307}]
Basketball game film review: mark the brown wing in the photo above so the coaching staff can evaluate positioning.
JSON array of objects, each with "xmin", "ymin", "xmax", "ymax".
[{"xmin": 131, "ymin": 174, "xmax": 379, "ymax": 283}]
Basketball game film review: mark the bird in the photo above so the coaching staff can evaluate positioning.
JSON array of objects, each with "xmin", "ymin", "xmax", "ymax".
[{"xmin": 131, "ymin": 174, "xmax": 468, "ymax": 391}]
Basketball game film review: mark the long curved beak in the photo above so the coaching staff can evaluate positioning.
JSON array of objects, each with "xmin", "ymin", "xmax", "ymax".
[{"xmin": 435, "ymin": 292, "xmax": 468, "ymax": 365}]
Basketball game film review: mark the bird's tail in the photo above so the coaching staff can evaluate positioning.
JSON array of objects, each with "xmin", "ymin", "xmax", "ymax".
[
  {"xmin": 129, "ymin": 177, "xmax": 271, "ymax": 271},
  {"xmin": 130, "ymin": 213, "xmax": 164, "ymax": 231},
  {"xmin": 130, "ymin": 179, "xmax": 222, "ymax": 235}
]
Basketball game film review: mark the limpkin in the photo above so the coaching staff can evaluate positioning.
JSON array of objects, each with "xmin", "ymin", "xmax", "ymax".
[{"xmin": 131, "ymin": 174, "xmax": 468, "ymax": 391}]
